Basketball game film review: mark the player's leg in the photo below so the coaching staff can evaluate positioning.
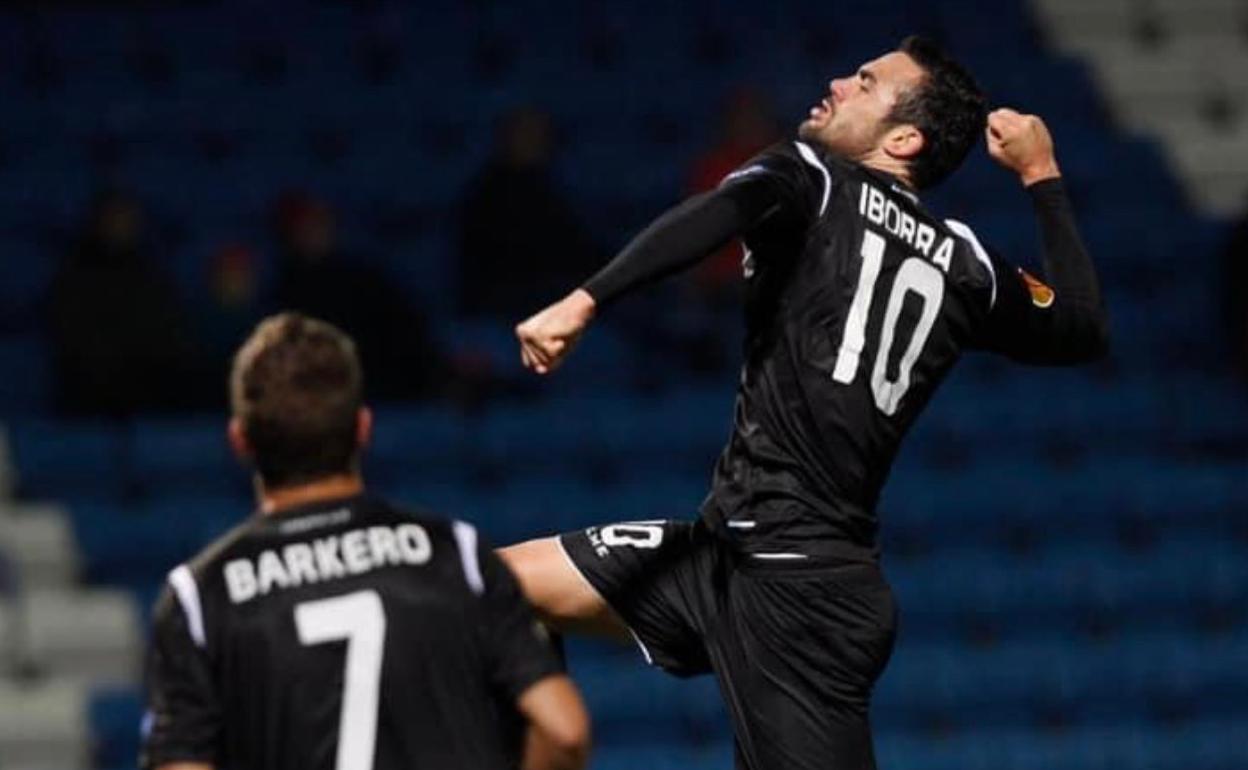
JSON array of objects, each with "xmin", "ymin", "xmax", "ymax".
[
  {"xmin": 710, "ymin": 562, "xmax": 898, "ymax": 770},
  {"xmin": 499, "ymin": 537, "xmax": 630, "ymax": 638},
  {"xmin": 501, "ymin": 521, "xmax": 713, "ymax": 674}
]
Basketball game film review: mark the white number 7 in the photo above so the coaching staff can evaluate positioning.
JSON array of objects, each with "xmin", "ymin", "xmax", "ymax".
[{"xmin": 295, "ymin": 590, "xmax": 387, "ymax": 770}]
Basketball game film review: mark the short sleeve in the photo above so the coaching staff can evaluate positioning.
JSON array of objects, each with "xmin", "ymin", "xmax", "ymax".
[
  {"xmin": 719, "ymin": 141, "xmax": 830, "ymax": 226},
  {"xmin": 475, "ymin": 543, "xmax": 564, "ymax": 702},
  {"xmin": 140, "ymin": 585, "xmax": 221, "ymax": 769}
]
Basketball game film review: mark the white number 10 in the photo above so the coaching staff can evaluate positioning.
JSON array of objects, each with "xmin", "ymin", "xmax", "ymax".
[
  {"xmin": 833, "ymin": 229, "xmax": 945, "ymax": 416},
  {"xmin": 295, "ymin": 590, "xmax": 386, "ymax": 770}
]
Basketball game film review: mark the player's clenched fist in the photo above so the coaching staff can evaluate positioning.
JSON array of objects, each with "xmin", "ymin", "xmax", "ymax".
[
  {"xmin": 515, "ymin": 288, "xmax": 597, "ymax": 374},
  {"xmin": 985, "ymin": 108, "xmax": 1061, "ymax": 187}
]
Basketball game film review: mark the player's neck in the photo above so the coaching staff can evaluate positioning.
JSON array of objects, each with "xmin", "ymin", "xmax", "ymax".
[
  {"xmin": 256, "ymin": 473, "xmax": 365, "ymax": 516},
  {"xmin": 859, "ymin": 151, "xmax": 915, "ymax": 191}
]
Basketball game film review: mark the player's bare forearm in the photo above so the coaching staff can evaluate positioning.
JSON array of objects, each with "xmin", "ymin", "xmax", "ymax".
[
  {"xmin": 518, "ymin": 675, "xmax": 591, "ymax": 770},
  {"xmin": 523, "ymin": 725, "xmax": 589, "ymax": 770}
]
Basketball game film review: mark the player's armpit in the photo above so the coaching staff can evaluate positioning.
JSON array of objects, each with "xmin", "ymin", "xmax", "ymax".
[{"xmin": 518, "ymin": 675, "xmax": 592, "ymax": 770}]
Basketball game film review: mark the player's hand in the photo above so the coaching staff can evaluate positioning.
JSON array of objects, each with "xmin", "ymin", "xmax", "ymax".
[
  {"xmin": 985, "ymin": 108, "xmax": 1061, "ymax": 187},
  {"xmin": 516, "ymin": 289, "xmax": 597, "ymax": 375}
]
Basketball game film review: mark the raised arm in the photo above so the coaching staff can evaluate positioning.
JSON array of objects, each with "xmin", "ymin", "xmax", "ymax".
[
  {"xmin": 515, "ymin": 173, "xmax": 787, "ymax": 374},
  {"xmin": 975, "ymin": 109, "xmax": 1110, "ymax": 364}
]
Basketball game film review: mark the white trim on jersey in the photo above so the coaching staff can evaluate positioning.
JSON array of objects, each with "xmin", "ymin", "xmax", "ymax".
[
  {"xmin": 452, "ymin": 521, "xmax": 485, "ymax": 596},
  {"xmin": 168, "ymin": 564, "xmax": 207, "ymax": 649},
  {"xmin": 750, "ymin": 552, "xmax": 809, "ymax": 561},
  {"xmin": 721, "ymin": 164, "xmax": 768, "ymax": 185},
  {"xmin": 890, "ymin": 182, "xmax": 920, "ymax": 205},
  {"xmin": 554, "ymin": 537, "xmax": 656, "ymax": 667},
  {"xmin": 794, "ymin": 141, "xmax": 832, "ymax": 216},
  {"xmin": 944, "ymin": 218, "xmax": 998, "ymax": 309},
  {"xmin": 725, "ymin": 520, "xmax": 757, "ymax": 529}
]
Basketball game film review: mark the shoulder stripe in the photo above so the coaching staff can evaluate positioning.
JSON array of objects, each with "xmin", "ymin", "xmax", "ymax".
[
  {"xmin": 720, "ymin": 164, "xmax": 768, "ymax": 185},
  {"xmin": 167, "ymin": 564, "xmax": 206, "ymax": 649},
  {"xmin": 452, "ymin": 521, "xmax": 484, "ymax": 596},
  {"xmin": 944, "ymin": 219, "xmax": 997, "ymax": 309},
  {"xmin": 794, "ymin": 141, "xmax": 831, "ymax": 216}
]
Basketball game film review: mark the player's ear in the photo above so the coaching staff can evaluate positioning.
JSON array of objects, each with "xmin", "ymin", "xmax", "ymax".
[
  {"xmin": 355, "ymin": 406, "xmax": 374, "ymax": 450},
  {"xmin": 228, "ymin": 417, "xmax": 253, "ymax": 462},
  {"xmin": 884, "ymin": 123, "xmax": 925, "ymax": 162}
]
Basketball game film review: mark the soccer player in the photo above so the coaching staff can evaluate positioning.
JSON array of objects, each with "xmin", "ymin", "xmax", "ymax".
[
  {"xmin": 140, "ymin": 313, "xmax": 590, "ymax": 770},
  {"xmin": 503, "ymin": 36, "xmax": 1108, "ymax": 769}
]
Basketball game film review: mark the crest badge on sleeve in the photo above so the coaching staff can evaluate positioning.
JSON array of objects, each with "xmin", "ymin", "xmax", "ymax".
[{"xmin": 1019, "ymin": 269, "xmax": 1055, "ymax": 308}]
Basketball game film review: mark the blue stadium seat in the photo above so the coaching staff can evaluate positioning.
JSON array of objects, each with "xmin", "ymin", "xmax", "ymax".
[
  {"xmin": 368, "ymin": 404, "xmax": 472, "ymax": 485},
  {"xmin": 70, "ymin": 496, "xmax": 243, "ymax": 588},
  {"xmin": 0, "ymin": 334, "xmax": 52, "ymax": 417},
  {"xmin": 484, "ymin": 476, "xmax": 602, "ymax": 543},
  {"xmin": 8, "ymin": 420, "xmax": 129, "ymax": 501},
  {"xmin": 89, "ymin": 687, "xmax": 144, "ymax": 770},
  {"xmin": 130, "ymin": 415, "xmax": 247, "ymax": 498}
]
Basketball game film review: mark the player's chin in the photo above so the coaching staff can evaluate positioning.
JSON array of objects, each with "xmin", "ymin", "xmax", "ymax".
[{"xmin": 797, "ymin": 120, "xmax": 823, "ymax": 141}]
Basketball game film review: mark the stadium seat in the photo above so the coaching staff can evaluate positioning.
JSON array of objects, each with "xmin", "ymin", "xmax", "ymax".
[
  {"xmin": 89, "ymin": 687, "xmax": 143, "ymax": 770},
  {"xmin": 0, "ymin": 335, "xmax": 52, "ymax": 417},
  {"xmin": 8, "ymin": 420, "xmax": 129, "ymax": 502},
  {"xmin": 0, "ymin": 679, "xmax": 90, "ymax": 769},
  {"xmin": 129, "ymin": 415, "xmax": 247, "ymax": 498},
  {"xmin": 21, "ymin": 587, "xmax": 142, "ymax": 685},
  {"xmin": 0, "ymin": 503, "xmax": 79, "ymax": 590}
]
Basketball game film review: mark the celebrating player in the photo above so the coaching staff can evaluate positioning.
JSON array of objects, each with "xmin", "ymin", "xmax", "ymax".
[
  {"xmin": 504, "ymin": 36, "xmax": 1108, "ymax": 769},
  {"xmin": 141, "ymin": 313, "xmax": 590, "ymax": 770}
]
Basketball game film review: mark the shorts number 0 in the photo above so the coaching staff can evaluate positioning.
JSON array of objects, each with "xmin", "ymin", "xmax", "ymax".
[{"xmin": 600, "ymin": 521, "xmax": 666, "ymax": 549}]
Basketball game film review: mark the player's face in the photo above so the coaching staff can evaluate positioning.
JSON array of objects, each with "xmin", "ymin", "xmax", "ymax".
[{"xmin": 799, "ymin": 51, "xmax": 925, "ymax": 158}]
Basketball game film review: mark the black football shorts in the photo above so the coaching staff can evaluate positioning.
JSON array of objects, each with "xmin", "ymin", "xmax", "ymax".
[{"xmin": 559, "ymin": 518, "xmax": 897, "ymax": 770}]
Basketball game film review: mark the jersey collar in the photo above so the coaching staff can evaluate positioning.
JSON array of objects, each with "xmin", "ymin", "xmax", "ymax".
[
  {"xmin": 862, "ymin": 165, "xmax": 920, "ymax": 205},
  {"xmin": 259, "ymin": 492, "xmax": 370, "ymax": 520}
]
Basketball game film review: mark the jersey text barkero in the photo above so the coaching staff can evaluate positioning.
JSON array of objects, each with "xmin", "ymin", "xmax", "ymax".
[{"xmin": 141, "ymin": 495, "xmax": 561, "ymax": 770}]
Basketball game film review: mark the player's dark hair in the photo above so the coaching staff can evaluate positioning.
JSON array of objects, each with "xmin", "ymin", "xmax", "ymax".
[
  {"xmin": 230, "ymin": 312, "xmax": 364, "ymax": 489},
  {"xmin": 890, "ymin": 36, "xmax": 988, "ymax": 190}
]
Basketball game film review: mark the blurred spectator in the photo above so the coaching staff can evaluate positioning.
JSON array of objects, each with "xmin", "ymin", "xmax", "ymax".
[
  {"xmin": 271, "ymin": 192, "xmax": 451, "ymax": 401},
  {"xmin": 1223, "ymin": 204, "xmax": 1248, "ymax": 376},
  {"xmin": 685, "ymin": 87, "xmax": 780, "ymax": 299},
  {"xmin": 48, "ymin": 190, "xmax": 204, "ymax": 416},
  {"xmin": 458, "ymin": 106, "xmax": 600, "ymax": 318},
  {"xmin": 200, "ymin": 242, "xmax": 268, "ymax": 380}
]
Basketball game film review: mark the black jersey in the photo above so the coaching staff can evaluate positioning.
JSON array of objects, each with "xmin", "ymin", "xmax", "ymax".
[
  {"xmin": 140, "ymin": 494, "xmax": 561, "ymax": 770},
  {"xmin": 700, "ymin": 141, "xmax": 1073, "ymax": 561}
]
